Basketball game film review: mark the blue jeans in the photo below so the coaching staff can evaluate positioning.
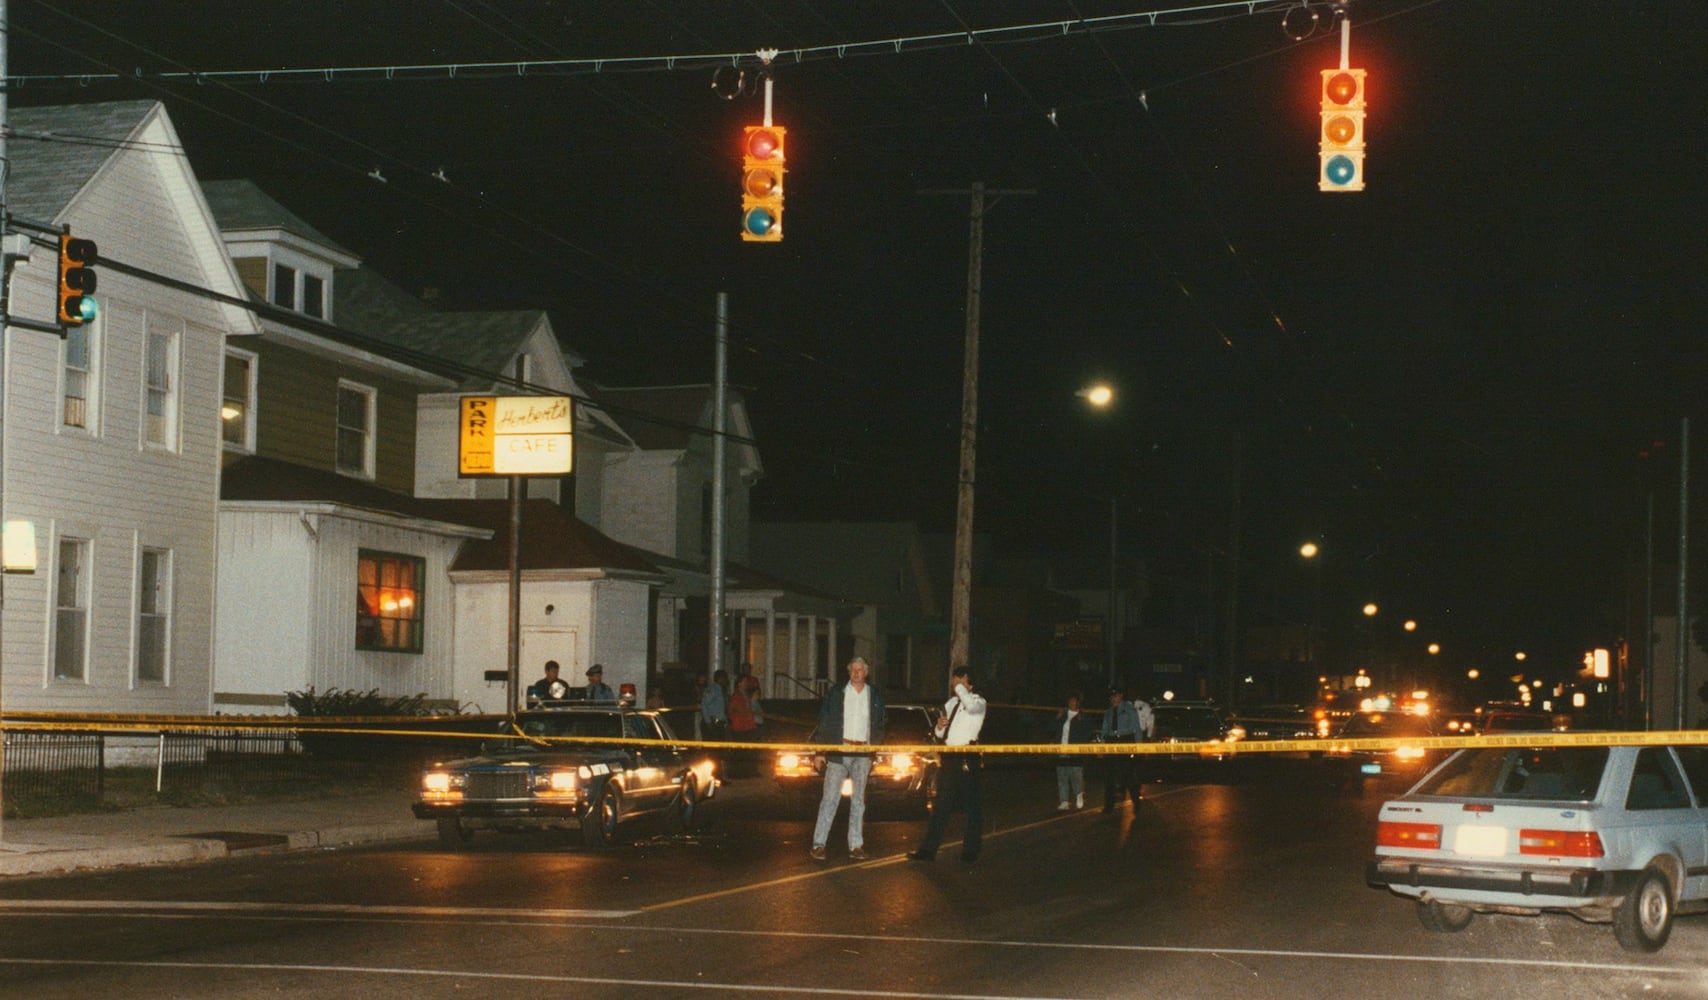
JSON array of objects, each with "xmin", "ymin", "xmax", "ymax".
[{"xmin": 812, "ymin": 753, "xmax": 873, "ymax": 850}]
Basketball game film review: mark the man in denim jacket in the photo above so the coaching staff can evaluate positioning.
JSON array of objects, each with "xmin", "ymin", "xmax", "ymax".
[{"xmin": 810, "ymin": 657, "xmax": 887, "ymax": 860}]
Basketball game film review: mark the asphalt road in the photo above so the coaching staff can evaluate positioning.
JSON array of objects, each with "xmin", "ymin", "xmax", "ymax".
[{"xmin": 1, "ymin": 760, "xmax": 1705, "ymax": 999}]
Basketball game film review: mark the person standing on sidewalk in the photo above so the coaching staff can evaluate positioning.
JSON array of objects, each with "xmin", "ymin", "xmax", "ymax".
[
  {"xmin": 1052, "ymin": 691, "xmax": 1095, "ymax": 811},
  {"xmin": 810, "ymin": 657, "xmax": 887, "ymax": 860},
  {"xmin": 908, "ymin": 665, "xmax": 987, "ymax": 865}
]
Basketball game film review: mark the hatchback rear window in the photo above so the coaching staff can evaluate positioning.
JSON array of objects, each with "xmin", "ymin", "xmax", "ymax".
[{"xmin": 1413, "ymin": 747, "xmax": 1608, "ymax": 800}]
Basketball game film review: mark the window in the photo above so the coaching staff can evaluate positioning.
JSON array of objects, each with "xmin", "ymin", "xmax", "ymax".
[
  {"xmin": 137, "ymin": 548, "xmax": 171, "ymax": 684},
  {"xmin": 62, "ymin": 321, "xmax": 97, "ymax": 431},
  {"xmin": 222, "ymin": 349, "xmax": 257, "ymax": 451},
  {"xmin": 356, "ymin": 550, "xmax": 424, "ymax": 653},
  {"xmin": 272, "ymin": 263, "xmax": 296, "ymax": 309},
  {"xmin": 1626, "ymin": 748, "xmax": 1692, "ymax": 811},
  {"xmin": 335, "ymin": 381, "xmax": 375, "ymax": 478},
  {"xmin": 145, "ymin": 329, "xmax": 179, "ymax": 449},
  {"xmin": 302, "ymin": 274, "xmax": 325, "ymax": 319},
  {"xmin": 54, "ymin": 538, "xmax": 91, "ymax": 681}
]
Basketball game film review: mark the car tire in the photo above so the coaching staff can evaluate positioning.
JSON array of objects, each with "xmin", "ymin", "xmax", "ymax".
[
  {"xmin": 436, "ymin": 816, "xmax": 473, "ymax": 849},
  {"xmin": 665, "ymin": 779, "xmax": 697, "ymax": 835},
  {"xmin": 1417, "ymin": 899, "xmax": 1474, "ymax": 933},
  {"xmin": 582, "ymin": 784, "xmax": 621, "ymax": 849},
  {"xmin": 1613, "ymin": 868, "xmax": 1674, "ymax": 952}
]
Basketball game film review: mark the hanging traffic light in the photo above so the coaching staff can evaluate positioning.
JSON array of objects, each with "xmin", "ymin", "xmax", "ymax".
[
  {"xmin": 1318, "ymin": 68, "xmax": 1366, "ymax": 192},
  {"xmin": 740, "ymin": 124, "xmax": 786, "ymax": 242},
  {"xmin": 57, "ymin": 232, "xmax": 99, "ymax": 325}
]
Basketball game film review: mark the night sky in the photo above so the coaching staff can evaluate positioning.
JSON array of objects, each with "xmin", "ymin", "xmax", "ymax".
[{"xmin": 11, "ymin": 1, "xmax": 1706, "ymax": 677}]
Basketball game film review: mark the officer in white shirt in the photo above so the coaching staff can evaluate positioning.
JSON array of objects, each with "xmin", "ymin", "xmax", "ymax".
[{"xmin": 908, "ymin": 665, "xmax": 987, "ymax": 865}]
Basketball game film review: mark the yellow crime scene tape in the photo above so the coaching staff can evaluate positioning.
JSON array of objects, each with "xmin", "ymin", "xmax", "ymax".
[{"xmin": 6, "ymin": 711, "xmax": 1708, "ymax": 757}]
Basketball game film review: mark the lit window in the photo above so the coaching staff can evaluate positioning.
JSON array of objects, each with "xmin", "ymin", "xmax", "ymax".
[
  {"xmin": 357, "ymin": 550, "xmax": 424, "ymax": 653},
  {"xmin": 145, "ymin": 329, "xmax": 179, "ymax": 449},
  {"xmin": 336, "ymin": 381, "xmax": 375, "ymax": 478},
  {"xmin": 222, "ymin": 349, "xmax": 257, "ymax": 451},
  {"xmin": 62, "ymin": 320, "xmax": 97, "ymax": 431},
  {"xmin": 54, "ymin": 537, "xmax": 90, "ymax": 681},
  {"xmin": 272, "ymin": 263, "xmax": 296, "ymax": 309},
  {"xmin": 137, "ymin": 547, "xmax": 172, "ymax": 684}
]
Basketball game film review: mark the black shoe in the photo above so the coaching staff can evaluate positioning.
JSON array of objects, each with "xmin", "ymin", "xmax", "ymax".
[{"xmin": 906, "ymin": 851, "xmax": 935, "ymax": 862}]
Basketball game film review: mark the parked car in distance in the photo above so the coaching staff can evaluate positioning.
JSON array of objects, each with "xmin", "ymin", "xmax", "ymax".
[
  {"xmin": 1368, "ymin": 743, "xmax": 1708, "ymax": 951},
  {"xmin": 1480, "ymin": 709, "xmax": 1556, "ymax": 734},
  {"xmin": 1326, "ymin": 710, "xmax": 1444, "ymax": 791},
  {"xmin": 413, "ymin": 707, "xmax": 715, "ymax": 849},
  {"xmin": 773, "ymin": 703, "xmax": 942, "ymax": 815},
  {"xmin": 1150, "ymin": 701, "xmax": 1245, "ymax": 776}
]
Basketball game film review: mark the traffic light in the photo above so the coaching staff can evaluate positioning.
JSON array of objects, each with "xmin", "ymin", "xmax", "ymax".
[
  {"xmin": 740, "ymin": 124, "xmax": 786, "ymax": 242},
  {"xmin": 1318, "ymin": 68, "xmax": 1366, "ymax": 192},
  {"xmin": 57, "ymin": 232, "xmax": 99, "ymax": 325}
]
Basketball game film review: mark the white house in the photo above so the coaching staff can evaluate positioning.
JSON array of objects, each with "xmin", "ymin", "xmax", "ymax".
[{"xmin": 0, "ymin": 100, "xmax": 260, "ymax": 715}]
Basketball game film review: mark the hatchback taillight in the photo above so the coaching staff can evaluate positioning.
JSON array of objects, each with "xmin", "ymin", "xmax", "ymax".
[
  {"xmin": 1376, "ymin": 821, "xmax": 1442, "ymax": 849},
  {"xmin": 1518, "ymin": 829, "xmax": 1603, "ymax": 857}
]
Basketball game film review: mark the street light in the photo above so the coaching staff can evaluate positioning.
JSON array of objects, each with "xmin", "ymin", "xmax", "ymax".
[
  {"xmin": 1080, "ymin": 383, "xmax": 1119, "ymax": 687},
  {"xmin": 1299, "ymin": 541, "xmax": 1322, "ymax": 669}
]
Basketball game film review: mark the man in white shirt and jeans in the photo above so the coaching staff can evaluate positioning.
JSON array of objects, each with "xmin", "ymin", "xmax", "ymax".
[
  {"xmin": 908, "ymin": 665, "xmax": 988, "ymax": 865},
  {"xmin": 810, "ymin": 657, "xmax": 887, "ymax": 861}
]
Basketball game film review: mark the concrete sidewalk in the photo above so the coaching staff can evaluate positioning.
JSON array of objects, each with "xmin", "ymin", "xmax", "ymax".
[{"xmin": 0, "ymin": 789, "xmax": 432, "ymax": 879}]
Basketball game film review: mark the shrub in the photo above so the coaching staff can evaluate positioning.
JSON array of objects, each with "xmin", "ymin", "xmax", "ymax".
[{"xmin": 286, "ymin": 686, "xmax": 435, "ymax": 717}]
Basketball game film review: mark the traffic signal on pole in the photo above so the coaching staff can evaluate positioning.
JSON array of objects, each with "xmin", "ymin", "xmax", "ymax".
[
  {"xmin": 57, "ymin": 232, "xmax": 99, "ymax": 325},
  {"xmin": 1318, "ymin": 68, "xmax": 1366, "ymax": 192},
  {"xmin": 740, "ymin": 125, "xmax": 786, "ymax": 243}
]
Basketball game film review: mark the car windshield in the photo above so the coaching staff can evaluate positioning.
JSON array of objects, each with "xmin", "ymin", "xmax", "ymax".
[
  {"xmin": 887, "ymin": 707, "xmax": 935, "ymax": 744},
  {"xmin": 489, "ymin": 712, "xmax": 625, "ymax": 748},
  {"xmin": 1154, "ymin": 707, "xmax": 1222, "ymax": 738},
  {"xmin": 1413, "ymin": 747, "xmax": 1608, "ymax": 800},
  {"xmin": 1339, "ymin": 712, "xmax": 1434, "ymax": 739}
]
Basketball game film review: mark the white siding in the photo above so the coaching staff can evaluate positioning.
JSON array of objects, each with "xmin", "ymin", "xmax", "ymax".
[
  {"xmin": 1, "ymin": 113, "xmax": 238, "ymax": 715},
  {"xmin": 589, "ymin": 580, "xmax": 652, "ymax": 697},
  {"xmin": 213, "ymin": 511, "xmax": 315, "ymax": 710},
  {"xmin": 599, "ymin": 451, "xmax": 682, "ymax": 556}
]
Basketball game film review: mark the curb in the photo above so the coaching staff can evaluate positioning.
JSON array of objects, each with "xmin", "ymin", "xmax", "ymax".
[{"xmin": 0, "ymin": 820, "xmax": 434, "ymax": 879}]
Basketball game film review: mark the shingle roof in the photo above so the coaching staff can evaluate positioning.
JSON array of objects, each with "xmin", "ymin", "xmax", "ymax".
[
  {"xmin": 201, "ymin": 179, "xmax": 356, "ymax": 258},
  {"xmin": 333, "ymin": 267, "xmax": 543, "ymax": 384},
  {"xmin": 6, "ymin": 100, "xmax": 159, "ymax": 220},
  {"xmin": 222, "ymin": 456, "xmax": 659, "ymax": 576}
]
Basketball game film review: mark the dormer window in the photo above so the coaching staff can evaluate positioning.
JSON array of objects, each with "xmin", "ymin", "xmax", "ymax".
[{"xmin": 269, "ymin": 261, "xmax": 328, "ymax": 319}]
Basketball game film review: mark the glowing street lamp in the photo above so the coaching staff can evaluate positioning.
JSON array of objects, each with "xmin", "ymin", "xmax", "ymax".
[{"xmin": 1076, "ymin": 383, "xmax": 1114, "ymax": 408}]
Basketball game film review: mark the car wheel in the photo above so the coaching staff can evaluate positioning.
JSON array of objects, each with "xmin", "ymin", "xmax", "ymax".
[
  {"xmin": 436, "ymin": 816, "xmax": 473, "ymax": 849},
  {"xmin": 1417, "ymin": 899, "xmax": 1473, "ymax": 933},
  {"xmin": 581, "ymin": 784, "xmax": 621, "ymax": 848},
  {"xmin": 666, "ymin": 779, "xmax": 698, "ymax": 834},
  {"xmin": 1613, "ymin": 868, "xmax": 1674, "ymax": 952}
]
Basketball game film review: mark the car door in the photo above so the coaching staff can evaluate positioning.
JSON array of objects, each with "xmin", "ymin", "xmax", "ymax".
[
  {"xmin": 624, "ymin": 713, "xmax": 673, "ymax": 806},
  {"xmin": 1623, "ymin": 747, "xmax": 1706, "ymax": 900},
  {"xmin": 1669, "ymin": 746, "xmax": 1708, "ymax": 903}
]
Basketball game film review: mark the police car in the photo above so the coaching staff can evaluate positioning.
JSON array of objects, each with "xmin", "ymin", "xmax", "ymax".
[
  {"xmin": 1368, "ymin": 742, "xmax": 1708, "ymax": 951},
  {"xmin": 414, "ymin": 706, "xmax": 715, "ymax": 848}
]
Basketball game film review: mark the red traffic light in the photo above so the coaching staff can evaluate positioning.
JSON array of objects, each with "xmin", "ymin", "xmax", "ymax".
[
  {"xmin": 1318, "ymin": 68, "xmax": 1367, "ymax": 192},
  {"xmin": 740, "ymin": 125, "xmax": 787, "ymax": 243},
  {"xmin": 1324, "ymin": 71, "xmax": 1361, "ymax": 106}
]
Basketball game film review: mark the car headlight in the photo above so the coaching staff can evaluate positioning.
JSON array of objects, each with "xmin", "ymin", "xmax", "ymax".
[
  {"xmin": 778, "ymin": 753, "xmax": 802, "ymax": 770},
  {"xmin": 889, "ymin": 752, "xmax": 914, "ymax": 771},
  {"xmin": 422, "ymin": 771, "xmax": 463, "ymax": 793},
  {"xmin": 1225, "ymin": 725, "xmax": 1246, "ymax": 742},
  {"xmin": 1394, "ymin": 745, "xmax": 1426, "ymax": 760}
]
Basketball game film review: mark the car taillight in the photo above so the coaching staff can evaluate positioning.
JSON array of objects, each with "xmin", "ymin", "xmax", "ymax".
[
  {"xmin": 1376, "ymin": 821, "xmax": 1441, "ymax": 850},
  {"xmin": 1518, "ymin": 829, "xmax": 1604, "ymax": 858}
]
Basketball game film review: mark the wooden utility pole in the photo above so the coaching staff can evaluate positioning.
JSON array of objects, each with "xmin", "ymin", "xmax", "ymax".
[{"xmin": 925, "ymin": 183, "xmax": 1032, "ymax": 679}]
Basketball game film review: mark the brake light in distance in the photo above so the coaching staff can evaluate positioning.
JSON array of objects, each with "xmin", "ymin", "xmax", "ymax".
[
  {"xmin": 1518, "ymin": 829, "xmax": 1604, "ymax": 858},
  {"xmin": 1376, "ymin": 821, "xmax": 1442, "ymax": 850}
]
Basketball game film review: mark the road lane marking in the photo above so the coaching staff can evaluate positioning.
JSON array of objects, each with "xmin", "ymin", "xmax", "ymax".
[
  {"xmin": 641, "ymin": 783, "xmax": 1204, "ymax": 914},
  {"xmin": 0, "ymin": 958, "xmax": 1075, "ymax": 999},
  {"xmin": 0, "ymin": 900, "xmax": 636, "ymax": 919}
]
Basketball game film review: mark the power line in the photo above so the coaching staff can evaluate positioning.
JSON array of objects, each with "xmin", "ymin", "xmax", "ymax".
[{"xmin": 4, "ymin": 1, "xmax": 1311, "ymax": 88}]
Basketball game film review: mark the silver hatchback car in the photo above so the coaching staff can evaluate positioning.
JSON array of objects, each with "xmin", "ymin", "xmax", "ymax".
[{"xmin": 1367, "ymin": 743, "xmax": 1708, "ymax": 951}]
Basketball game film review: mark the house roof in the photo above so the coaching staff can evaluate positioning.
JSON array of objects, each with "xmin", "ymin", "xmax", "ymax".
[
  {"xmin": 6, "ymin": 100, "xmax": 158, "ymax": 220},
  {"xmin": 221, "ymin": 456, "xmax": 659, "ymax": 576},
  {"xmin": 201, "ymin": 179, "xmax": 357, "ymax": 258},
  {"xmin": 334, "ymin": 267, "xmax": 545, "ymax": 385}
]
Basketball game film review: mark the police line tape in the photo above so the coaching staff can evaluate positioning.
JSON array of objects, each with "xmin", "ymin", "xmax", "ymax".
[{"xmin": 5, "ymin": 712, "xmax": 1708, "ymax": 757}]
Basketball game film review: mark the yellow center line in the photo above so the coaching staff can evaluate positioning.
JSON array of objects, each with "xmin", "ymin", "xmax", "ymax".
[{"xmin": 638, "ymin": 808, "xmax": 1089, "ymax": 914}]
